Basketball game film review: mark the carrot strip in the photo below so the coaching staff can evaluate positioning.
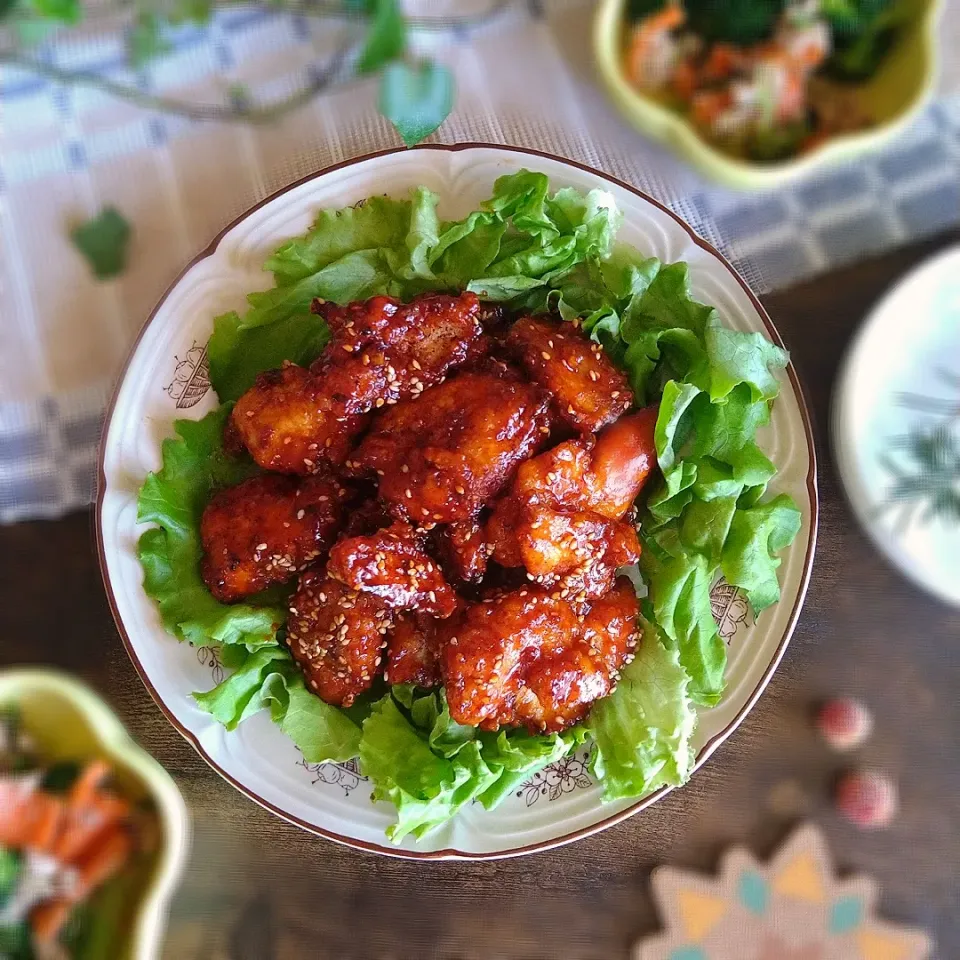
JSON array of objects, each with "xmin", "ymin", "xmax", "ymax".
[
  {"xmin": 66, "ymin": 761, "xmax": 111, "ymax": 809},
  {"xmin": 73, "ymin": 826, "xmax": 133, "ymax": 897},
  {"xmin": 30, "ymin": 899, "xmax": 73, "ymax": 945},
  {"xmin": 54, "ymin": 792, "xmax": 129, "ymax": 862}
]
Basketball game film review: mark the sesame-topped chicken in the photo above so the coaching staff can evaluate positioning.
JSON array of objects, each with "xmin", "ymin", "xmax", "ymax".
[
  {"xmin": 201, "ymin": 290, "xmax": 662, "ymax": 733},
  {"xmin": 349, "ymin": 362, "xmax": 552, "ymax": 526},
  {"xmin": 286, "ymin": 571, "xmax": 393, "ymax": 707},
  {"xmin": 327, "ymin": 521, "xmax": 458, "ymax": 618},
  {"xmin": 230, "ymin": 292, "xmax": 490, "ymax": 473},
  {"xmin": 441, "ymin": 576, "xmax": 641, "ymax": 733},
  {"xmin": 487, "ymin": 406, "xmax": 659, "ymax": 599},
  {"xmin": 505, "ymin": 314, "xmax": 632, "ymax": 433},
  {"xmin": 199, "ymin": 472, "xmax": 349, "ymax": 603}
]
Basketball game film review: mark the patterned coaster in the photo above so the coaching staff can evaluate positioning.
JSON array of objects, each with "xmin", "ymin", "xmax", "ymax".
[{"xmin": 636, "ymin": 824, "xmax": 932, "ymax": 960}]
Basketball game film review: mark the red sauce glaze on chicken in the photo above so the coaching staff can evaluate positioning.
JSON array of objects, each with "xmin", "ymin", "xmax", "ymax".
[
  {"xmin": 327, "ymin": 521, "xmax": 457, "ymax": 618},
  {"xmin": 200, "ymin": 472, "xmax": 349, "ymax": 602},
  {"xmin": 352, "ymin": 363, "xmax": 553, "ymax": 525},
  {"xmin": 441, "ymin": 577, "xmax": 640, "ymax": 733},
  {"xmin": 201, "ymin": 292, "xmax": 661, "ymax": 730},
  {"xmin": 231, "ymin": 292, "xmax": 491, "ymax": 473},
  {"xmin": 506, "ymin": 314, "xmax": 632, "ymax": 433},
  {"xmin": 486, "ymin": 407, "xmax": 657, "ymax": 599},
  {"xmin": 286, "ymin": 571, "xmax": 393, "ymax": 707}
]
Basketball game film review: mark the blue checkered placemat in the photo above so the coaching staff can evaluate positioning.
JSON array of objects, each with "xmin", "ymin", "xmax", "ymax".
[{"xmin": 1, "ymin": 0, "xmax": 958, "ymax": 522}]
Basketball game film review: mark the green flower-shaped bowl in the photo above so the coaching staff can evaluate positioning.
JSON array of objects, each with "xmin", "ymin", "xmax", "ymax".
[
  {"xmin": 594, "ymin": 0, "xmax": 944, "ymax": 189},
  {"xmin": 0, "ymin": 669, "xmax": 188, "ymax": 959}
]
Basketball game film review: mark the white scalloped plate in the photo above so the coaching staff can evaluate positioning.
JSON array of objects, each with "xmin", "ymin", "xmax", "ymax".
[
  {"xmin": 834, "ymin": 245, "xmax": 960, "ymax": 607},
  {"xmin": 97, "ymin": 144, "xmax": 818, "ymax": 860}
]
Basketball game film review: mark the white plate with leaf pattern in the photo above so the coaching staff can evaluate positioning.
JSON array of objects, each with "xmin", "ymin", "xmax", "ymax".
[{"xmin": 97, "ymin": 144, "xmax": 818, "ymax": 859}]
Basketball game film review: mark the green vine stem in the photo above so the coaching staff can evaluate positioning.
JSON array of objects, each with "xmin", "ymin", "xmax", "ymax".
[
  {"xmin": 0, "ymin": 40, "xmax": 355, "ymax": 122},
  {"xmin": 0, "ymin": 1, "xmax": 512, "ymax": 125}
]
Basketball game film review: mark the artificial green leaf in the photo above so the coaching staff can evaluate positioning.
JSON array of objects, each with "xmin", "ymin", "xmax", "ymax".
[
  {"xmin": 379, "ymin": 60, "xmax": 454, "ymax": 147},
  {"xmin": 355, "ymin": 0, "xmax": 405, "ymax": 74},
  {"xmin": 128, "ymin": 12, "xmax": 171, "ymax": 67},
  {"xmin": 25, "ymin": 0, "xmax": 80, "ymax": 23},
  {"xmin": 70, "ymin": 207, "xmax": 131, "ymax": 279}
]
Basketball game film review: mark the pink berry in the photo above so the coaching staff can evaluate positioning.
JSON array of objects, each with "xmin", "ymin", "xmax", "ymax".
[
  {"xmin": 836, "ymin": 770, "xmax": 898, "ymax": 829},
  {"xmin": 817, "ymin": 697, "xmax": 873, "ymax": 750}
]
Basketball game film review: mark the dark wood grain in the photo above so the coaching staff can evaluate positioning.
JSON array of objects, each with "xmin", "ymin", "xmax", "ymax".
[{"xmin": 3, "ymin": 230, "xmax": 960, "ymax": 960}]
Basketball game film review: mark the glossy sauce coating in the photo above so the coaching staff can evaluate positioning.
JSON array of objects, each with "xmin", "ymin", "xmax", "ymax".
[
  {"xmin": 384, "ymin": 613, "xmax": 443, "ymax": 688},
  {"xmin": 486, "ymin": 407, "xmax": 657, "ymax": 598},
  {"xmin": 506, "ymin": 315, "xmax": 632, "ymax": 433},
  {"xmin": 201, "ymin": 292, "xmax": 660, "ymax": 731},
  {"xmin": 327, "ymin": 522, "xmax": 457, "ymax": 618},
  {"xmin": 286, "ymin": 571, "xmax": 392, "ymax": 707},
  {"xmin": 231, "ymin": 292, "xmax": 488, "ymax": 472},
  {"xmin": 441, "ymin": 576, "xmax": 640, "ymax": 732},
  {"xmin": 352, "ymin": 364, "xmax": 552, "ymax": 525},
  {"xmin": 311, "ymin": 292, "xmax": 488, "ymax": 409},
  {"xmin": 230, "ymin": 362, "xmax": 367, "ymax": 473},
  {"xmin": 200, "ymin": 473, "xmax": 347, "ymax": 602},
  {"xmin": 435, "ymin": 519, "xmax": 490, "ymax": 585}
]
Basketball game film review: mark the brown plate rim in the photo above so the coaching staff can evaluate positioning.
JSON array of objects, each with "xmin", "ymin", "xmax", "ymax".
[{"xmin": 95, "ymin": 141, "xmax": 819, "ymax": 862}]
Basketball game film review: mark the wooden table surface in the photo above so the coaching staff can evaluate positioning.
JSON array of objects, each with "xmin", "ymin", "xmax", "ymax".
[{"xmin": 3, "ymin": 230, "xmax": 959, "ymax": 960}]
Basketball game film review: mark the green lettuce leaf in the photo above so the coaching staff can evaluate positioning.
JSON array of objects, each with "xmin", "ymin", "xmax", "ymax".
[
  {"xmin": 358, "ymin": 688, "xmax": 580, "ymax": 841},
  {"xmin": 265, "ymin": 195, "xmax": 413, "ymax": 287},
  {"xmin": 360, "ymin": 692, "xmax": 498, "ymax": 841},
  {"xmin": 136, "ymin": 406, "xmax": 284, "ymax": 649},
  {"xmin": 193, "ymin": 647, "xmax": 362, "ymax": 762},
  {"xmin": 704, "ymin": 314, "xmax": 789, "ymax": 402},
  {"xmin": 208, "ymin": 309, "xmax": 330, "ymax": 403},
  {"xmin": 588, "ymin": 617, "xmax": 696, "ymax": 801},
  {"xmin": 721, "ymin": 494, "xmax": 803, "ymax": 613},
  {"xmin": 639, "ymin": 546, "xmax": 726, "ymax": 706}
]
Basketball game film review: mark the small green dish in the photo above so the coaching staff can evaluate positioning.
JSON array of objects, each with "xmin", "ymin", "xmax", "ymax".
[
  {"xmin": 0, "ymin": 669, "xmax": 189, "ymax": 960},
  {"xmin": 594, "ymin": 0, "xmax": 944, "ymax": 189}
]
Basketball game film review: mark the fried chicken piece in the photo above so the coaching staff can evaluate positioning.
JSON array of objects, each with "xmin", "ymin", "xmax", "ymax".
[
  {"xmin": 506, "ymin": 314, "xmax": 632, "ymax": 433},
  {"xmin": 231, "ymin": 293, "xmax": 489, "ymax": 473},
  {"xmin": 327, "ymin": 522, "xmax": 457, "ymax": 618},
  {"xmin": 340, "ymin": 490, "xmax": 393, "ymax": 539},
  {"xmin": 230, "ymin": 362, "xmax": 367, "ymax": 473},
  {"xmin": 488, "ymin": 502, "xmax": 640, "ymax": 596},
  {"xmin": 287, "ymin": 571, "xmax": 393, "ymax": 706},
  {"xmin": 310, "ymin": 291, "xmax": 489, "ymax": 409},
  {"xmin": 384, "ymin": 613, "xmax": 442, "ymax": 688},
  {"xmin": 434, "ymin": 519, "xmax": 489, "ymax": 585},
  {"xmin": 487, "ymin": 408, "xmax": 657, "ymax": 597},
  {"xmin": 199, "ymin": 473, "xmax": 348, "ymax": 603},
  {"xmin": 442, "ymin": 576, "xmax": 640, "ymax": 733},
  {"xmin": 352, "ymin": 364, "xmax": 552, "ymax": 525}
]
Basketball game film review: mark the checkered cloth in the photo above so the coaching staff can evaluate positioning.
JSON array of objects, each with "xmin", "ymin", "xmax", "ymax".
[{"xmin": 1, "ymin": 0, "xmax": 959, "ymax": 522}]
